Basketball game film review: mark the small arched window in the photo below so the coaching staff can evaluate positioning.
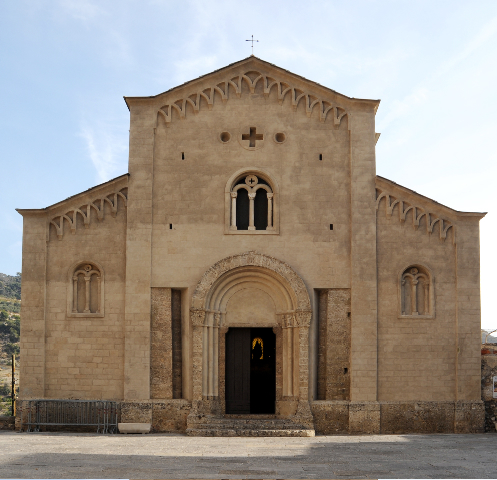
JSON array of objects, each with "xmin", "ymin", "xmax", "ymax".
[
  {"xmin": 68, "ymin": 262, "xmax": 104, "ymax": 317},
  {"xmin": 225, "ymin": 170, "xmax": 278, "ymax": 234},
  {"xmin": 399, "ymin": 265, "xmax": 434, "ymax": 318},
  {"xmin": 230, "ymin": 174, "xmax": 273, "ymax": 231}
]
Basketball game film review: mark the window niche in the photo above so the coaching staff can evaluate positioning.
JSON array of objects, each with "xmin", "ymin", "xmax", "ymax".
[
  {"xmin": 68, "ymin": 261, "xmax": 104, "ymax": 317},
  {"xmin": 225, "ymin": 168, "xmax": 279, "ymax": 235},
  {"xmin": 399, "ymin": 265, "xmax": 434, "ymax": 319}
]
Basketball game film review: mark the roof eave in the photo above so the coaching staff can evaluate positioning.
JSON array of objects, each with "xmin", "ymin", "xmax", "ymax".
[
  {"xmin": 123, "ymin": 56, "xmax": 381, "ymax": 109},
  {"xmin": 16, "ymin": 173, "xmax": 130, "ymax": 215},
  {"xmin": 376, "ymin": 175, "xmax": 486, "ymax": 219}
]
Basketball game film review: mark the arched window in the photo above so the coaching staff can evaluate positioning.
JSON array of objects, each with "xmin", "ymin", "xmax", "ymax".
[
  {"xmin": 68, "ymin": 262, "xmax": 104, "ymax": 317},
  {"xmin": 400, "ymin": 265, "xmax": 434, "ymax": 318},
  {"xmin": 227, "ymin": 172, "xmax": 276, "ymax": 233}
]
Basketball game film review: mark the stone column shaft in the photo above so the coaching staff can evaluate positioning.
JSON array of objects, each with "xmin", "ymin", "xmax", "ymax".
[
  {"xmin": 267, "ymin": 193, "xmax": 274, "ymax": 230},
  {"xmin": 84, "ymin": 276, "xmax": 91, "ymax": 313},
  {"xmin": 230, "ymin": 192, "xmax": 237, "ymax": 230},
  {"xmin": 248, "ymin": 192, "xmax": 256, "ymax": 230}
]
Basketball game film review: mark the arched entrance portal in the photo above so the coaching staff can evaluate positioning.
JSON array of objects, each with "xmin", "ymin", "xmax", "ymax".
[
  {"xmin": 225, "ymin": 327, "xmax": 276, "ymax": 414},
  {"xmin": 187, "ymin": 251, "xmax": 314, "ymax": 431}
]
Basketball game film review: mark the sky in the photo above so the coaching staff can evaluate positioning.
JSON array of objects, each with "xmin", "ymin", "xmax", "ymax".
[{"xmin": 1, "ymin": 0, "xmax": 497, "ymax": 329}]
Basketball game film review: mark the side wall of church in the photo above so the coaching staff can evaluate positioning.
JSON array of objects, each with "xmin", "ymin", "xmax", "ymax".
[
  {"xmin": 375, "ymin": 182, "xmax": 482, "ymax": 405},
  {"xmin": 376, "ymin": 196, "xmax": 458, "ymax": 401},
  {"xmin": 19, "ymin": 214, "xmax": 47, "ymax": 399},
  {"xmin": 19, "ymin": 179, "xmax": 128, "ymax": 401}
]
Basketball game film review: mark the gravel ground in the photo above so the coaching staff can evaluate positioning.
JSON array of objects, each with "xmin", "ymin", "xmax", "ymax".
[{"xmin": 1, "ymin": 431, "xmax": 497, "ymax": 479}]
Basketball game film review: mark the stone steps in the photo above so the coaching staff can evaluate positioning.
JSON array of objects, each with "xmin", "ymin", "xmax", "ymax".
[
  {"xmin": 186, "ymin": 427, "xmax": 315, "ymax": 437},
  {"xmin": 186, "ymin": 415, "xmax": 315, "ymax": 437}
]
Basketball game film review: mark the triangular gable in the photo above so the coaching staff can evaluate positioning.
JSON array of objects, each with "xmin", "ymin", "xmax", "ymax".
[
  {"xmin": 124, "ymin": 56, "xmax": 380, "ymax": 129},
  {"xmin": 17, "ymin": 174, "xmax": 129, "ymax": 240},
  {"xmin": 375, "ymin": 175, "xmax": 486, "ymax": 245}
]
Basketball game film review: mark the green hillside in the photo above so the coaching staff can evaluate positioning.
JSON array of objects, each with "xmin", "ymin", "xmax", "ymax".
[
  {"xmin": 0, "ymin": 273, "xmax": 21, "ymax": 300},
  {"xmin": 0, "ymin": 273, "xmax": 21, "ymax": 415}
]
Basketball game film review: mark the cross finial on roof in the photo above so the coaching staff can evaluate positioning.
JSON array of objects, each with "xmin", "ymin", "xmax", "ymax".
[{"xmin": 245, "ymin": 35, "xmax": 259, "ymax": 56}]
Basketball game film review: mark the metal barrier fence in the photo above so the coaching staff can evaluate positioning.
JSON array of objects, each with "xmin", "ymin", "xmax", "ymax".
[{"xmin": 20, "ymin": 400, "xmax": 118, "ymax": 433}]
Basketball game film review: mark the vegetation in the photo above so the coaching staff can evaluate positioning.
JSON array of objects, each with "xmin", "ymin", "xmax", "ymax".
[
  {"xmin": 0, "ymin": 273, "xmax": 21, "ymax": 415},
  {"xmin": 0, "ymin": 273, "xmax": 21, "ymax": 300},
  {"xmin": 0, "ymin": 382, "xmax": 13, "ymax": 416},
  {"xmin": 0, "ymin": 298, "xmax": 20, "ymax": 313}
]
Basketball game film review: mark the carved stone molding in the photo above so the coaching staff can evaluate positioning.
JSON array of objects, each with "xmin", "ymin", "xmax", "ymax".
[
  {"xmin": 296, "ymin": 311, "xmax": 312, "ymax": 328},
  {"xmin": 191, "ymin": 251, "xmax": 312, "ymax": 312},
  {"xmin": 190, "ymin": 309, "xmax": 205, "ymax": 327},
  {"xmin": 157, "ymin": 71, "xmax": 348, "ymax": 128},
  {"xmin": 375, "ymin": 188, "xmax": 455, "ymax": 244},
  {"xmin": 50, "ymin": 188, "xmax": 128, "ymax": 240}
]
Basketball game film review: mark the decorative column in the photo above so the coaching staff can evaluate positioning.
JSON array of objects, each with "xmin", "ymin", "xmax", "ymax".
[
  {"xmin": 295, "ymin": 309, "xmax": 314, "ymax": 428},
  {"xmin": 423, "ymin": 282, "xmax": 429, "ymax": 315},
  {"xmin": 208, "ymin": 311, "xmax": 214, "ymax": 396},
  {"xmin": 84, "ymin": 275, "xmax": 91, "ymax": 313},
  {"xmin": 96, "ymin": 276, "xmax": 101, "ymax": 314},
  {"xmin": 202, "ymin": 311, "xmax": 211, "ymax": 396},
  {"xmin": 213, "ymin": 312, "xmax": 220, "ymax": 396},
  {"xmin": 267, "ymin": 193, "xmax": 274, "ymax": 230},
  {"xmin": 190, "ymin": 309, "xmax": 206, "ymax": 401},
  {"xmin": 248, "ymin": 192, "xmax": 256, "ymax": 230},
  {"xmin": 72, "ymin": 276, "xmax": 78, "ymax": 313},
  {"xmin": 201, "ymin": 310, "xmax": 221, "ymax": 398},
  {"xmin": 230, "ymin": 192, "xmax": 237, "ymax": 230},
  {"xmin": 187, "ymin": 308, "xmax": 209, "ymax": 428},
  {"xmin": 401, "ymin": 279, "xmax": 406, "ymax": 315},
  {"xmin": 282, "ymin": 314, "xmax": 294, "ymax": 397},
  {"xmin": 411, "ymin": 279, "xmax": 418, "ymax": 315}
]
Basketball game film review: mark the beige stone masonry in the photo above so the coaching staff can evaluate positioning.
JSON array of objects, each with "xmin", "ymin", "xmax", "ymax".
[{"xmin": 15, "ymin": 56, "xmax": 486, "ymax": 436}]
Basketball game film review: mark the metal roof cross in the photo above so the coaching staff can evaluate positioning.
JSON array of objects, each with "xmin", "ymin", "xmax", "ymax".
[{"xmin": 245, "ymin": 35, "xmax": 259, "ymax": 56}]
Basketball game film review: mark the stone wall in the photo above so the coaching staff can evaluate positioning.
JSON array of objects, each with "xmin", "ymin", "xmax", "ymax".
[
  {"xmin": 481, "ymin": 350, "xmax": 497, "ymax": 432},
  {"xmin": 0, "ymin": 415, "xmax": 15, "ymax": 430},
  {"xmin": 317, "ymin": 289, "xmax": 351, "ymax": 400},
  {"xmin": 150, "ymin": 288, "xmax": 172, "ymax": 399},
  {"xmin": 376, "ymin": 177, "xmax": 483, "ymax": 403},
  {"xmin": 19, "ymin": 176, "xmax": 128, "ymax": 401},
  {"xmin": 311, "ymin": 400, "xmax": 484, "ymax": 434},
  {"xmin": 121, "ymin": 400, "xmax": 191, "ymax": 433}
]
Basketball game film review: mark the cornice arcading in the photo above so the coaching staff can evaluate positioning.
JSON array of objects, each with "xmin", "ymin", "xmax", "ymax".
[
  {"xmin": 157, "ymin": 71, "xmax": 349, "ymax": 128},
  {"xmin": 376, "ymin": 188, "xmax": 455, "ymax": 244},
  {"xmin": 49, "ymin": 187, "xmax": 128, "ymax": 240}
]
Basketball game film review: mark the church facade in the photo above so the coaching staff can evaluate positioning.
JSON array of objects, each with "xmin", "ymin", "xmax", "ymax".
[{"xmin": 17, "ymin": 57, "xmax": 485, "ymax": 435}]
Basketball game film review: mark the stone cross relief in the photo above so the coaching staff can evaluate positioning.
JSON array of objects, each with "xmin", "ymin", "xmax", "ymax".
[{"xmin": 241, "ymin": 127, "xmax": 263, "ymax": 147}]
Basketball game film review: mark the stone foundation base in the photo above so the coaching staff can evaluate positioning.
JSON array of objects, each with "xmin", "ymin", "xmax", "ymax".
[
  {"xmin": 121, "ymin": 400, "xmax": 191, "ymax": 433},
  {"xmin": 311, "ymin": 400, "xmax": 484, "ymax": 434},
  {"xmin": 15, "ymin": 399, "xmax": 191, "ymax": 433},
  {"xmin": 13, "ymin": 399, "xmax": 484, "ymax": 435},
  {"xmin": 0, "ymin": 415, "xmax": 15, "ymax": 431}
]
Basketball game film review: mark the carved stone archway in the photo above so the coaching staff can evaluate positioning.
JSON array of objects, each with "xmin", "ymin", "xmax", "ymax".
[{"xmin": 188, "ymin": 251, "xmax": 313, "ymax": 426}]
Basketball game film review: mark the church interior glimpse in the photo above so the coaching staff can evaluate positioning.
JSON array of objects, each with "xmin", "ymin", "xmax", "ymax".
[{"xmin": 225, "ymin": 327, "xmax": 276, "ymax": 414}]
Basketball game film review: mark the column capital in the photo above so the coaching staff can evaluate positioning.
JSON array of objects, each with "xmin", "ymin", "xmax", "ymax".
[
  {"xmin": 190, "ymin": 308, "xmax": 206, "ymax": 327},
  {"xmin": 230, "ymin": 192, "xmax": 237, "ymax": 198}
]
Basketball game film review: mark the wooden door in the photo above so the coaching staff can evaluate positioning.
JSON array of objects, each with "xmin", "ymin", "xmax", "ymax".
[{"xmin": 225, "ymin": 328, "xmax": 251, "ymax": 414}]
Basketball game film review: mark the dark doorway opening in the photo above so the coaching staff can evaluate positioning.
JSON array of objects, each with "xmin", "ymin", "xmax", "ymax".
[{"xmin": 225, "ymin": 327, "xmax": 276, "ymax": 414}]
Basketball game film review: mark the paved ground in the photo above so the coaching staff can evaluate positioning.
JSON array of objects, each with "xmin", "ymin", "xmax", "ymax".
[{"xmin": 0, "ymin": 431, "xmax": 496, "ymax": 479}]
